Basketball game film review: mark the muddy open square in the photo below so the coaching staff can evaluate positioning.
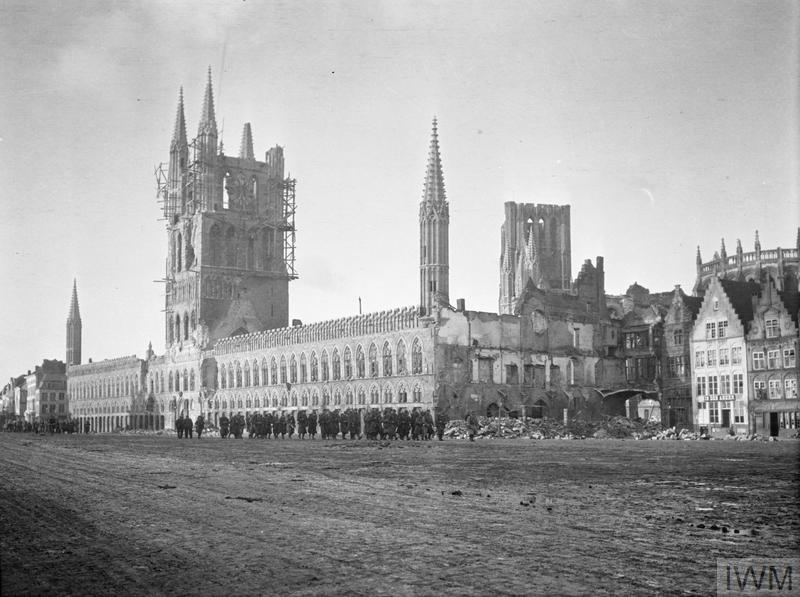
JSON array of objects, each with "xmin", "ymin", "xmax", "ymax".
[{"xmin": 0, "ymin": 433, "xmax": 798, "ymax": 596}]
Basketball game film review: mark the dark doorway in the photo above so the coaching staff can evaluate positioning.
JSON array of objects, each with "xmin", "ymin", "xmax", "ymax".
[
  {"xmin": 530, "ymin": 399, "xmax": 548, "ymax": 419},
  {"xmin": 769, "ymin": 412, "xmax": 779, "ymax": 437},
  {"xmin": 486, "ymin": 403, "xmax": 499, "ymax": 417},
  {"xmin": 721, "ymin": 409, "xmax": 731, "ymax": 428}
]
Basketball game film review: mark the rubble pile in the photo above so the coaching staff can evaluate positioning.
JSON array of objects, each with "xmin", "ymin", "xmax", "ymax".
[{"xmin": 442, "ymin": 416, "xmax": 734, "ymax": 441}]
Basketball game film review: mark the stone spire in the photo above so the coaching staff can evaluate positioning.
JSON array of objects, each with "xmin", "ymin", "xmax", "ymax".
[
  {"xmin": 66, "ymin": 279, "xmax": 82, "ymax": 366},
  {"xmin": 171, "ymin": 87, "xmax": 187, "ymax": 148},
  {"xmin": 720, "ymin": 238, "xmax": 727, "ymax": 260},
  {"xmin": 422, "ymin": 117, "xmax": 446, "ymax": 205},
  {"xmin": 239, "ymin": 122, "xmax": 254, "ymax": 160},
  {"xmin": 198, "ymin": 67, "xmax": 217, "ymax": 136},
  {"xmin": 696, "ymin": 246, "xmax": 702, "ymax": 268},
  {"xmin": 754, "ymin": 230, "xmax": 761, "ymax": 253}
]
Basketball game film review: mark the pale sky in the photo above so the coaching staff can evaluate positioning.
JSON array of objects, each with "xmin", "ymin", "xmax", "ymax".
[{"xmin": 0, "ymin": 0, "xmax": 797, "ymax": 377}]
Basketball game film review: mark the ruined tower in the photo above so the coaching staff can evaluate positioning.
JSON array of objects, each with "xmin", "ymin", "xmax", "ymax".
[
  {"xmin": 499, "ymin": 202, "xmax": 571, "ymax": 314},
  {"xmin": 66, "ymin": 279, "xmax": 82, "ymax": 366},
  {"xmin": 157, "ymin": 69, "xmax": 297, "ymax": 350},
  {"xmin": 419, "ymin": 118, "xmax": 450, "ymax": 315}
]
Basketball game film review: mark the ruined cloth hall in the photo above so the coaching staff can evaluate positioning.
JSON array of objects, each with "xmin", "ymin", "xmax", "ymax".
[{"xmin": 67, "ymin": 71, "xmax": 626, "ymax": 433}]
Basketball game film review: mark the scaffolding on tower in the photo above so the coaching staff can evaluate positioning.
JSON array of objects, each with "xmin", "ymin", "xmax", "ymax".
[{"xmin": 280, "ymin": 177, "xmax": 298, "ymax": 280}]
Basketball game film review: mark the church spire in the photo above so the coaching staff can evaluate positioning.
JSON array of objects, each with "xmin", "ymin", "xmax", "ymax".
[
  {"xmin": 422, "ymin": 117, "xmax": 446, "ymax": 205},
  {"xmin": 68, "ymin": 278, "xmax": 80, "ymax": 320},
  {"xmin": 198, "ymin": 67, "xmax": 217, "ymax": 136},
  {"xmin": 171, "ymin": 87, "xmax": 187, "ymax": 148},
  {"xmin": 419, "ymin": 117, "xmax": 450, "ymax": 316},
  {"xmin": 239, "ymin": 122, "xmax": 254, "ymax": 160},
  {"xmin": 66, "ymin": 279, "xmax": 82, "ymax": 366}
]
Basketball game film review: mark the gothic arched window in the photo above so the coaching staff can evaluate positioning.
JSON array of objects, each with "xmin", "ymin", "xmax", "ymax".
[
  {"xmin": 261, "ymin": 358, "xmax": 268, "ymax": 385},
  {"xmin": 411, "ymin": 338, "xmax": 423, "ymax": 374},
  {"xmin": 310, "ymin": 352, "xmax": 318, "ymax": 382},
  {"xmin": 176, "ymin": 233, "xmax": 182, "ymax": 272},
  {"xmin": 369, "ymin": 343, "xmax": 378, "ymax": 377},
  {"xmin": 289, "ymin": 355, "xmax": 297, "ymax": 384},
  {"xmin": 300, "ymin": 353, "xmax": 307, "ymax": 383},
  {"xmin": 182, "ymin": 369, "xmax": 188, "ymax": 392},
  {"xmin": 321, "ymin": 350, "xmax": 329, "ymax": 382},
  {"xmin": 396, "ymin": 340, "xmax": 407, "ymax": 375},
  {"xmin": 251, "ymin": 360, "xmax": 259, "ymax": 386},
  {"xmin": 356, "ymin": 345, "xmax": 365, "ymax": 378},
  {"xmin": 168, "ymin": 371, "xmax": 174, "ymax": 392},
  {"xmin": 343, "ymin": 347, "xmax": 352, "ymax": 379},
  {"xmin": 235, "ymin": 362, "xmax": 243, "ymax": 388},
  {"xmin": 280, "ymin": 356, "xmax": 287, "ymax": 384},
  {"xmin": 209, "ymin": 224, "xmax": 222, "ymax": 265},
  {"xmin": 332, "ymin": 348, "xmax": 341, "ymax": 381},
  {"xmin": 271, "ymin": 358, "xmax": 278, "ymax": 385},
  {"xmin": 184, "ymin": 311, "xmax": 189, "ymax": 341},
  {"xmin": 225, "ymin": 227, "xmax": 236, "ymax": 267},
  {"xmin": 189, "ymin": 369, "xmax": 195, "ymax": 391},
  {"xmin": 175, "ymin": 314, "xmax": 181, "ymax": 344},
  {"xmin": 244, "ymin": 361, "xmax": 251, "ymax": 387},
  {"xmin": 382, "ymin": 342, "xmax": 392, "ymax": 376}
]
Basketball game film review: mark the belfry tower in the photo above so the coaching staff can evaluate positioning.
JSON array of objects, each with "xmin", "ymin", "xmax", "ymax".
[
  {"xmin": 419, "ymin": 118, "xmax": 450, "ymax": 315},
  {"xmin": 156, "ymin": 69, "xmax": 297, "ymax": 350},
  {"xmin": 66, "ymin": 279, "xmax": 82, "ymax": 366}
]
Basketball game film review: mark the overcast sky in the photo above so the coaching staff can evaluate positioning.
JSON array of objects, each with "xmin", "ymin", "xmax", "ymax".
[{"xmin": 0, "ymin": 0, "xmax": 797, "ymax": 377}]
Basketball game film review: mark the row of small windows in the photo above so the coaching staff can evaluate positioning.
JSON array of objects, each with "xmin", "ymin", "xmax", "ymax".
[
  {"xmin": 218, "ymin": 340, "xmax": 425, "ymax": 389},
  {"xmin": 210, "ymin": 384, "xmax": 424, "ymax": 410},
  {"xmin": 754, "ymin": 377, "xmax": 798, "ymax": 399},
  {"xmin": 694, "ymin": 347, "xmax": 742, "ymax": 368},
  {"xmin": 704, "ymin": 320, "xmax": 729, "ymax": 340},
  {"xmin": 70, "ymin": 376, "xmax": 140, "ymax": 401}
]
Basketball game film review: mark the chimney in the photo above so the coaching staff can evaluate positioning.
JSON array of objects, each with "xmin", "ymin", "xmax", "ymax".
[{"xmin": 456, "ymin": 298, "xmax": 466, "ymax": 312}]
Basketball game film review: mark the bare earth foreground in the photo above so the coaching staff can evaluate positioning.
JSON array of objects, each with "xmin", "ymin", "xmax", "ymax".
[{"xmin": 1, "ymin": 434, "xmax": 798, "ymax": 596}]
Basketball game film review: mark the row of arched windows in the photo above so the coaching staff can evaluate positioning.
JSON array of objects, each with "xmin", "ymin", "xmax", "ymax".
[
  {"xmin": 217, "ymin": 339, "xmax": 425, "ymax": 389},
  {"xmin": 210, "ymin": 383, "xmax": 424, "ymax": 411},
  {"xmin": 147, "ymin": 369, "xmax": 196, "ymax": 395},
  {"xmin": 69, "ymin": 374, "xmax": 140, "ymax": 401},
  {"xmin": 207, "ymin": 224, "xmax": 277, "ymax": 270},
  {"xmin": 168, "ymin": 310, "xmax": 197, "ymax": 344}
]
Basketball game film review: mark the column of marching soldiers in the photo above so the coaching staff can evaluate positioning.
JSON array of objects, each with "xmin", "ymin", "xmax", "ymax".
[{"xmin": 175, "ymin": 408, "xmax": 449, "ymax": 441}]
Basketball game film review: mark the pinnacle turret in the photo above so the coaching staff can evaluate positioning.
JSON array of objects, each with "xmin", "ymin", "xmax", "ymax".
[
  {"xmin": 754, "ymin": 230, "xmax": 761, "ymax": 252},
  {"xmin": 696, "ymin": 246, "xmax": 702, "ymax": 266},
  {"xmin": 422, "ymin": 117, "xmax": 446, "ymax": 205},
  {"xmin": 171, "ymin": 87, "xmax": 187, "ymax": 148},
  {"xmin": 198, "ymin": 67, "xmax": 217, "ymax": 136},
  {"xmin": 239, "ymin": 123, "xmax": 254, "ymax": 160}
]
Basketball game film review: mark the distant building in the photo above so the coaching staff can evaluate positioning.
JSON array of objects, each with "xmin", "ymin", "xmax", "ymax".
[
  {"xmin": 694, "ymin": 231, "xmax": 799, "ymax": 295},
  {"xmin": 746, "ymin": 278, "xmax": 799, "ymax": 436},
  {"xmin": 690, "ymin": 277, "xmax": 800, "ymax": 437},
  {"xmin": 22, "ymin": 360, "xmax": 68, "ymax": 423}
]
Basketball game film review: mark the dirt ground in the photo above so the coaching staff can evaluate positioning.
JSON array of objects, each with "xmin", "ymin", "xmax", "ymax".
[{"xmin": 0, "ymin": 433, "xmax": 798, "ymax": 596}]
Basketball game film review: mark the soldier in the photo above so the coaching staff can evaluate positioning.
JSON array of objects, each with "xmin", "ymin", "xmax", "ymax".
[
  {"xmin": 219, "ymin": 414, "xmax": 230, "ymax": 438},
  {"xmin": 466, "ymin": 411, "xmax": 479, "ymax": 442},
  {"xmin": 297, "ymin": 410, "xmax": 308, "ymax": 439},
  {"xmin": 195, "ymin": 414, "xmax": 205, "ymax": 439},
  {"xmin": 176, "ymin": 415, "xmax": 184, "ymax": 439},
  {"xmin": 84, "ymin": 419, "xmax": 91, "ymax": 434},
  {"xmin": 423, "ymin": 409, "xmax": 434, "ymax": 440},
  {"xmin": 319, "ymin": 409, "xmax": 330, "ymax": 439},
  {"xmin": 287, "ymin": 412, "xmax": 296, "ymax": 439},
  {"xmin": 349, "ymin": 408, "xmax": 361, "ymax": 439},
  {"xmin": 330, "ymin": 409, "xmax": 341, "ymax": 439},
  {"xmin": 185, "ymin": 415, "xmax": 193, "ymax": 439},
  {"xmin": 398, "ymin": 408, "xmax": 411, "ymax": 440},
  {"xmin": 435, "ymin": 409, "xmax": 448, "ymax": 441},
  {"xmin": 340, "ymin": 409, "xmax": 350, "ymax": 439},
  {"xmin": 278, "ymin": 412, "xmax": 287, "ymax": 439},
  {"xmin": 265, "ymin": 411, "xmax": 274, "ymax": 439},
  {"xmin": 307, "ymin": 410, "xmax": 318, "ymax": 439}
]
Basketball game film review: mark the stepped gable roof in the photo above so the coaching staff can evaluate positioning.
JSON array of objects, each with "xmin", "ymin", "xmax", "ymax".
[
  {"xmin": 779, "ymin": 290, "xmax": 800, "ymax": 327},
  {"xmin": 719, "ymin": 279, "xmax": 760, "ymax": 326}
]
